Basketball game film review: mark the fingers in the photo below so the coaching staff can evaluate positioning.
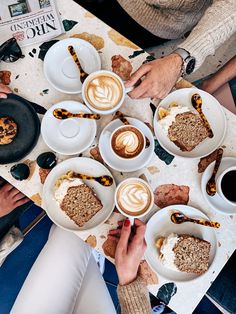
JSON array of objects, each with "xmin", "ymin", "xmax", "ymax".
[
  {"xmin": 13, "ymin": 192, "xmax": 27, "ymax": 202},
  {"xmin": 128, "ymin": 81, "xmax": 149, "ymax": 99},
  {"xmin": 125, "ymin": 65, "xmax": 150, "ymax": 88},
  {"xmin": 15, "ymin": 197, "xmax": 30, "ymax": 208},
  {"xmin": 9, "ymin": 187, "xmax": 22, "ymax": 198},
  {"xmin": 107, "ymin": 235, "xmax": 119, "ymax": 243},
  {"xmin": 116, "ymin": 218, "xmax": 131, "ymax": 253},
  {"xmin": 108, "ymin": 229, "xmax": 121, "ymax": 236},
  {"xmin": 2, "ymin": 183, "xmax": 14, "ymax": 192}
]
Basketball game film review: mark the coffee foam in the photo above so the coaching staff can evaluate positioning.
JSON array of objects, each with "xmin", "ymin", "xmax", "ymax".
[
  {"xmin": 112, "ymin": 126, "xmax": 144, "ymax": 159},
  {"xmin": 85, "ymin": 74, "xmax": 123, "ymax": 110},
  {"xmin": 117, "ymin": 180, "xmax": 152, "ymax": 216}
]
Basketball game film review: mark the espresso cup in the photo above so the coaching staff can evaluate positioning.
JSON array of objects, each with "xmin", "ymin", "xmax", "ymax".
[
  {"xmin": 110, "ymin": 125, "xmax": 146, "ymax": 160},
  {"xmin": 216, "ymin": 166, "xmax": 236, "ymax": 206},
  {"xmin": 115, "ymin": 177, "xmax": 154, "ymax": 224},
  {"xmin": 82, "ymin": 70, "xmax": 133, "ymax": 115}
]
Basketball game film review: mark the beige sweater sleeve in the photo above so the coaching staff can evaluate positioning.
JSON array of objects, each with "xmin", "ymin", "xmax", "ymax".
[
  {"xmin": 117, "ymin": 276, "xmax": 152, "ymax": 314},
  {"xmin": 179, "ymin": 0, "xmax": 236, "ymax": 69}
]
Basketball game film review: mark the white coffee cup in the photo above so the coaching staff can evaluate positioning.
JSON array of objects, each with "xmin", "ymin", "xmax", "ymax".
[
  {"xmin": 216, "ymin": 166, "xmax": 236, "ymax": 206},
  {"xmin": 115, "ymin": 177, "xmax": 154, "ymax": 224},
  {"xmin": 82, "ymin": 70, "xmax": 133, "ymax": 115},
  {"xmin": 110, "ymin": 125, "xmax": 146, "ymax": 161}
]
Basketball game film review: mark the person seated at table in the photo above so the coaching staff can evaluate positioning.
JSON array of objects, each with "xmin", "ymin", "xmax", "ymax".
[
  {"xmin": 0, "ymin": 84, "xmax": 30, "ymax": 239},
  {"xmin": 11, "ymin": 219, "xmax": 152, "ymax": 314},
  {"xmin": 201, "ymin": 55, "xmax": 236, "ymax": 96},
  {"xmin": 78, "ymin": 0, "xmax": 236, "ymax": 100}
]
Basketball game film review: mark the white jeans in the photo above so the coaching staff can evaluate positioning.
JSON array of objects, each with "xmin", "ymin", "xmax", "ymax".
[{"xmin": 11, "ymin": 226, "xmax": 117, "ymax": 314}]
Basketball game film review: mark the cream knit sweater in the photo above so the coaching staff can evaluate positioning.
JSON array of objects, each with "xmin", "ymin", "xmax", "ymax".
[
  {"xmin": 117, "ymin": 0, "xmax": 236, "ymax": 69},
  {"xmin": 117, "ymin": 276, "xmax": 152, "ymax": 314}
]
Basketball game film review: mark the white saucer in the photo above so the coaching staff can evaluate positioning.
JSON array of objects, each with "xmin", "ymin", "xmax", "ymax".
[
  {"xmin": 99, "ymin": 118, "xmax": 154, "ymax": 172},
  {"xmin": 153, "ymin": 88, "xmax": 227, "ymax": 159},
  {"xmin": 41, "ymin": 101, "xmax": 97, "ymax": 155},
  {"xmin": 44, "ymin": 38, "xmax": 101, "ymax": 94},
  {"xmin": 42, "ymin": 157, "xmax": 116, "ymax": 232},
  {"xmin": 201, "ymin": 157, "xmax": 236, "ymax": 215},
  {"xmin": 145, "ymin": 205, "xmax": 217, "ymax": 282}
]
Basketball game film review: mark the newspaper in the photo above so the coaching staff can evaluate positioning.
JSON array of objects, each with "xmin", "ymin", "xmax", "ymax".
[{"xmin": 0, "ymin": 0, "xmax": 64, "ymax": 47}]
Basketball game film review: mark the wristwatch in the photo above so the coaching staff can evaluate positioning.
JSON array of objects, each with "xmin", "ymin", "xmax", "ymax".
[{"xmin": 173, "ymin": 48, "xmax": 196, "ymax": 76}]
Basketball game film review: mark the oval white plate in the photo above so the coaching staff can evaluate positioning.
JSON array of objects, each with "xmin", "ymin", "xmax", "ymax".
[
  {"xmin": 44, "ymin": 38, "xmax": 101, "ymax": 94},
  {"xmin": 99, "ymin": 118, "xmax": 154, "ymax": 172},
  {"xmin": 145, "ymin": 205, "xmax": 217, "ymax": 282},
  {"xmin": 201, "ymin": 157, "xmax": 236, "ymax": 215},
  {"xmin": 42, "ymin": 157, "xmax": 116, "ymax": 232},
  {"xmin": 41, "ymin": 101, "xmax": 97, "ymax": 155},
  {"xmin": 153, "ymin": 88, "xmax": 227, "ymax": 158}
]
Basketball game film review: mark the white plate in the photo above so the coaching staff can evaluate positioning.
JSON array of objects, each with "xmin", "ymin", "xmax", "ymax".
[
  {"xmin": 44, "ymin": 38, "xmax": 101, "ymax": 94},
  {"xmin": 153, "ymin": 88, "xmax": 227, "ymax": 158},
  {"xmin": 99, "ymin": 118, "xmax": 154, "ymax": 172},
  {"xmin": 41, "ymin": 101, "xmax": 97, "ymax": 155},
  {"xmin": 145, "ymin": 205, "xmax": 217, "ymax": 282},
  {"xmin": 201, "ymin": 157, "xmax": 236, "ymax": 215},
  {"xmin": 42, "ymin": 157, "xmax": 116, "ymax": 232}
]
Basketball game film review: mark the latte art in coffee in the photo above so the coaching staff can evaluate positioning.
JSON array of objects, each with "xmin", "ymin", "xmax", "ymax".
[
  {"xmin": 117, "ymin": 180, "xmax": 152, "ymax": 216},
  {"xmin": 85, "ymin": 74, "xmax": 123, "ymax": 110},
  {"xmin": 111, "ymin": 126, "xmax": 145, "ymax": 159}
]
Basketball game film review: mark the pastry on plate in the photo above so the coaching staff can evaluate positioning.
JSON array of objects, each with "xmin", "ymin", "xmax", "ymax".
[
  {"xmin": 158, "ymin": 104, "xmax": 209, "ymax": 152},
  {"xmin": 156, "ymin": 233, "xmax": 211, "ymax": 274},
  {"xmin": 55, "ymin": 171, "xmax": 103, "ymax": 227},
  {"xmin": 0, "ymin": 116, "xmax": 17, "ymax": 145}
]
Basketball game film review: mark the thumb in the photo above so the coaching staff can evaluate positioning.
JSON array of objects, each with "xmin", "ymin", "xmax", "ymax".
[
  {"xmin": 117, "ymin": 219, "xmax": 131, "ymax": 253},
  {"xmin": 125, "ymin": 65, "xmax": 150, "ymax": 87},
  {"xmin": 0, "ymin": 93, "xmax": 7, "ymax": 99}
]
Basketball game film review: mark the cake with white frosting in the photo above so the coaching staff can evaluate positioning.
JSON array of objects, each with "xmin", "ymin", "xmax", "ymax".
[
  {"xmin": 55, "ymin": 172, "xmax": 103, "ymax": 227},
  {"xmin": 156, "ymin": 233, "xmax": 211, "ymax": 274}
]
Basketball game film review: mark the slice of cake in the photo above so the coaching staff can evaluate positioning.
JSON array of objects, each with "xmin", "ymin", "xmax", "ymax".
[
  {"xmin": 168, "ymin": 112, "xmax": 208, "ymax": 152},
  {"xmin": 156, "ymin": 233, "xmax": 211, "ymax": 274},
  {"xmin": 55, "ymin": 172, "xmax": 103, "ymax": 227}
]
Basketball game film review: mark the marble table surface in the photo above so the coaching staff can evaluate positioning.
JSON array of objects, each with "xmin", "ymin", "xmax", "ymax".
[{"xmin": 0, "ymin": 1, "xmax": 236, "ymax": 313}]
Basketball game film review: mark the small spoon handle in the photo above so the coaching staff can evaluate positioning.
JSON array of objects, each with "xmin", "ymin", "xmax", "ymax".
[
  {"xmin": 71, "ymin": 172, "xmax": 113, "ymax": 186},
  {"xmin": 206, "ymin": 148, "xmax": 224, "ymax": 196},
  {"xmin": 188, "ymin": 217, "xmax": 220, "ymax": 228},
  {"xmin": 191, "ymin": 94, "xmax": 214, "ymax": 138},
  {"xmin": 73, "ymin": 113, "xmax": 100, "ymax": 120},
  {"xmin": 68, "ymin": 45, "xmax": 88, "ymax": 84},
  {"xmin": 115, "ymin": 111, "xmax": 150, "ymax": 148}
]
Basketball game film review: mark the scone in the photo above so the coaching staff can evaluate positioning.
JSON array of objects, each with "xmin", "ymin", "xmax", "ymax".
[
  {"xmin": 55, "ymin": 172, "xmax": 103, "ymax": 227},
  {"xmin": 0, "ymin": 116, "xmax": 17, "ymax": 145},
  {"xmin": 157, "ymin": 233, "xmax": 211, "ymax": 274}
]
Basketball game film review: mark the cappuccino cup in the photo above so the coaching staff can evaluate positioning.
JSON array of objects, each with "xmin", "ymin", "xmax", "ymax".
[
  {"xmin": 82, "ymin": 70, "xmax": 133, "ymax": 115},
  {"xmin": 110, "ymin": 125, "xmax": 146, "ymax": 160},
  {"xmin": 115, "ymin": 178, "xmax": 154, "ymax": 224},
  {"xmin": 216, "ymin": 166, "xmax": 236, "ymax": 206}
]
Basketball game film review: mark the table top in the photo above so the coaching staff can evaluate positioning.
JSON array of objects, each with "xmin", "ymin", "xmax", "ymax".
[{"xmin": 1, "ymin": 1, "xmax": 236, "ymax": 313}]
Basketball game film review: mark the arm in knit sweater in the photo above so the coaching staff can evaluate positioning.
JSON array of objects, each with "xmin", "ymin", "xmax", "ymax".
[
  {"xmin": 117, "ymin": 276, "xmax": 152, "ymax": 314},
  {"xmin": 180, "ymin": 0, "xmax": 236, "ymax": 70}
]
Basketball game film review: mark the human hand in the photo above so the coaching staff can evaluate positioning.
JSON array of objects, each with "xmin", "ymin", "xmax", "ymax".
[
  {"xmin": 0, "ymin": 83, "xmax": 11, "ymax": 99},
  {"xmin": 126, "ymin": 53, "xmax": 182, "ymax": 99},
  {"xmin": 108, "ymin": 219, "xmax": 147, "ymax": 286},
  {"xmin": 0, "ymin": 183, "xmax": 30, "ymax": 218}
]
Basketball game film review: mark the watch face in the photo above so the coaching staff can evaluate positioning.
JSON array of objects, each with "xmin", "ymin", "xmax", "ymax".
[{"xmin": 186, "ymin": 57, "xmax": 196, "ymax": 75}]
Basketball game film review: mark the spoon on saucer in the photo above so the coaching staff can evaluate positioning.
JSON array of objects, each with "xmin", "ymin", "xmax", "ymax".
[
  {"xmin": 68, "ymin": 45, "xmax": 88, "ymax": 83},
  {"xmin": 191, "ymin": 93, "xmax": 214, "ymax": 138},
  {"xmin": 53, "ymin": 108, "xmax": 100, "ymax": 120},
  {"xmin": 71, "ymin": 171, "xmax": 113, "ymax": 186},
  {"xmin": 206, "ymin": 148, "xmax": 224, "ymax": 196},
  {"xmin": 170, "ymin": 211, "xmax": 220, "ymax": 228},
  {"xmin": 115, "ymin": 111, "xmax": 150, "ymax": 148}
]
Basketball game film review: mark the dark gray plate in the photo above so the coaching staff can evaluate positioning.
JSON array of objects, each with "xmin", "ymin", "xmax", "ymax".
[{"xmin": 0, "ymin": 94, "xmax": 40, "ymax": 164}]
